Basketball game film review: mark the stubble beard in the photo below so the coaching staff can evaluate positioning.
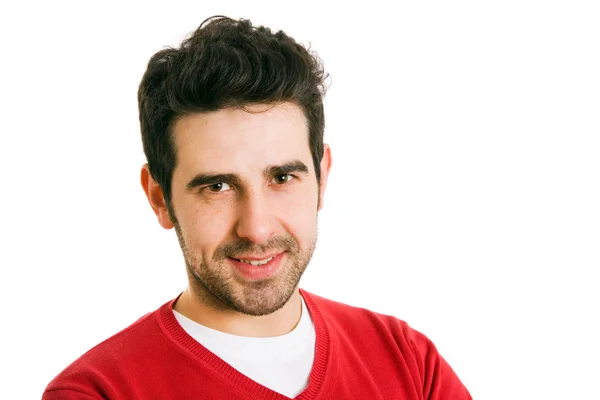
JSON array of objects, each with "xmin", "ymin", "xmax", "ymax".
[{"xmin": 173, "ymin": 222, "xmax": 317, "ymax": 316}]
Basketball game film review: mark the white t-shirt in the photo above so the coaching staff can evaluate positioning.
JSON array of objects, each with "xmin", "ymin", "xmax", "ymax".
[{"xmin": 173, "ymin": 296, "xmax": 316, "ymax": 398}]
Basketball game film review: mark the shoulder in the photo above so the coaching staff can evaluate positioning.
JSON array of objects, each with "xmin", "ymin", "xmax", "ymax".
[
  {"xmin": 301, "ymin": 289, "xmax": 472, "ymax": 399},
  {"xmin": 300, "ymin": 288, "xmax": 428, "ymax": 348},
  {"xmin": 302, "ymin": 290, "xmax": 424, "ymax": 340},
  {"xmin": 43, "ymin": 299, "xmax": 174, "ymax": 396}
]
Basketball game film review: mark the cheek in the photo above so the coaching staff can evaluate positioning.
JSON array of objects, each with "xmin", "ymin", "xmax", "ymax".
[
  {"xmin": 178, "ymin": 198, "xmax": 232, "ymax": 247},
  {"xmin": 277, "ymin": 192, "xmax": 318, "ymax": 240}
]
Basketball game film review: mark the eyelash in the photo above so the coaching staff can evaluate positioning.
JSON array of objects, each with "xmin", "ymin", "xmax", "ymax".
[{"xmin": 201, "ymin": 174, "xmax": 297, "ymax": 195}]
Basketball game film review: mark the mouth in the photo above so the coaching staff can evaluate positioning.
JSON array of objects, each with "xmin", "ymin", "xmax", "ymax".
[
  {"xmin": 231, "ymin": 256, "xmax": 275, "ymax": 266},
  {"xmin": 227, "ymin": 252, "xmax": 285, "ymax": 281}
]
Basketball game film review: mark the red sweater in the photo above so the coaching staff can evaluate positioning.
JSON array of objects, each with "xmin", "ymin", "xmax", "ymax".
[{"xmin": 43, "ymin": 289, "xmax": 472, "ymax": 399}]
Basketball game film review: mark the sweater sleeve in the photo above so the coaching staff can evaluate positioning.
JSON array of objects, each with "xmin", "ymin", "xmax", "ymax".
[
  {"xmin": 42, "ymin": 389, "xmax": 104, "ymax": 400},
  {"xmin": 408, "ymin": 327, "xmax": 472, "ymax": 400},
  {"xmin": 42, "ymin": 365, "xmax": 117, "ymax": 400}
]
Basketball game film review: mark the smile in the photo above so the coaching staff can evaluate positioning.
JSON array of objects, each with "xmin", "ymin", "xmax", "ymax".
[
  {"xmin": 228, "ymin": 253, "xmax": 285, "ymax": 281},
  {"xmin": 234, "ymin": 257, "xmax": 274, "ymax": 266}
]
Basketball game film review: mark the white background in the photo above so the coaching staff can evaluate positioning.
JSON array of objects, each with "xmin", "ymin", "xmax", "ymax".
[{"xmin": 1, "ymin": 1, "xmax": 599, "ymax": 399}]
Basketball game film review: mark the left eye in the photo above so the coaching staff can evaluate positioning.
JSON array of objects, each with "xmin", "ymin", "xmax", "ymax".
[{"xmin": 273, "ymin": 174, "xmax": 293, "ymax": 184}]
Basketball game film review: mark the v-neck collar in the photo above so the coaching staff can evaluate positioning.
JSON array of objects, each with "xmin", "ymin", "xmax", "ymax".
[{"xmin": 156, "ymin": 288, "xmax": 338, "ymax": 400}]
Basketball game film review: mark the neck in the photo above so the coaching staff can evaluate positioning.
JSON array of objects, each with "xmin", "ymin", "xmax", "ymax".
[{"xmin": 173, "ymin": 286, "xmax": 303, "ymax": 338}]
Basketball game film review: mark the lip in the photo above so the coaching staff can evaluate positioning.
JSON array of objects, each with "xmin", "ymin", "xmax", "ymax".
[
  {"xmin": 231, "ymin": 253, "xmax": 281, "ymax": 261},
  {"xmin": 228, "ymin": 252, "xmax": 285, "ymax": 281}
]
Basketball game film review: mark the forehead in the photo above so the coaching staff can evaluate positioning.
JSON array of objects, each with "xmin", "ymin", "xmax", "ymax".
[{"xmin": 172, "ymin": 102, "xmax": 312, "ymax": 174}]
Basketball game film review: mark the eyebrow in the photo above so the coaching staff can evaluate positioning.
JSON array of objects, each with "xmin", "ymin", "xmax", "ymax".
[{"xmin": 185, "ymin": 160, "xmax": 310, "ymax": 191}]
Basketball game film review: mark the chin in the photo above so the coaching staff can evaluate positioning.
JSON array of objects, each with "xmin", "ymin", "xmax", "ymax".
[{"xmin": 229, "ymin": 279, "xmax": 297, "ymax": 316}]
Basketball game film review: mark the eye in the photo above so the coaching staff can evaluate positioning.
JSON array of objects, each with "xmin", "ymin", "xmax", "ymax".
[
  {"xmin": 273, "ymin": 174, "xmax": 294, "ymax": 185},
  {"xmin": 206, "ymin": 182, "xmax": 232, "ymax": 193}
]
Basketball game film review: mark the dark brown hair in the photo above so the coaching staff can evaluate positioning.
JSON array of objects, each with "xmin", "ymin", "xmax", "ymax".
[{"xmin": 137, "ymin": 15, "xmax": 329, "ymax": 214}]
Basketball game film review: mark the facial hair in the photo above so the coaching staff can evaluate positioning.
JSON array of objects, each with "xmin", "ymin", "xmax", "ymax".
[{"xmin": 173, "ymin": 221, "xmax": 317, "ymax": 316}]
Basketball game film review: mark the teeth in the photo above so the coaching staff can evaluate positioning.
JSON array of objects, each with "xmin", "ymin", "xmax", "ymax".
[{"xmin": 238, "ymin": 257, "xmax": 274, "ymax": 266}]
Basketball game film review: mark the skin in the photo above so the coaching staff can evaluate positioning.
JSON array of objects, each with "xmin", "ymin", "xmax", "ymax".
[{"xmin": 141, "ymin": 102, "xmax": 332, "ymax": 338}]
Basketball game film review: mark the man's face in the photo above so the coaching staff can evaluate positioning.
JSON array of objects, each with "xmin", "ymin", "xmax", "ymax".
[{"xmin": 167, "ymin": 102, "xmax": 329, "ymax": 316}]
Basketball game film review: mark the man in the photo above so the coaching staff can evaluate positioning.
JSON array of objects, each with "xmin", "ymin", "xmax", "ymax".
[{"xmin": 43, "ymin": 15, "xmax": 472, "ymax": 399}]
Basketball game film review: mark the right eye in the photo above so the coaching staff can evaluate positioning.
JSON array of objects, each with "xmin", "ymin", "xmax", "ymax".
[{"xmin": 206, "ymin": 182, "xmax": 232, "ymax": 193}]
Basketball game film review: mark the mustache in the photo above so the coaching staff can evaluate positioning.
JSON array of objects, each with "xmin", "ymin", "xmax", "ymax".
[{"xmin": 213, "ymin": 236, "xmax": 299, "ymax": 261}]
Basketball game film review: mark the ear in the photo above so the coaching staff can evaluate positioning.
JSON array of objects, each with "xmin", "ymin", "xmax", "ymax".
[
  {"xmin": 140, "ymin": 164, "xmax": 174, "ymax": 229},
  {"xmin": 317, "ymin": 144, "xmax": 332, "ymax": 211}
]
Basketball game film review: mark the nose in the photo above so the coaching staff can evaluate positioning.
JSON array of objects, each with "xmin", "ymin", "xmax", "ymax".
[{"xmin": 235, "ymin": 189, "xmax": 276, "ymax": 244}]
